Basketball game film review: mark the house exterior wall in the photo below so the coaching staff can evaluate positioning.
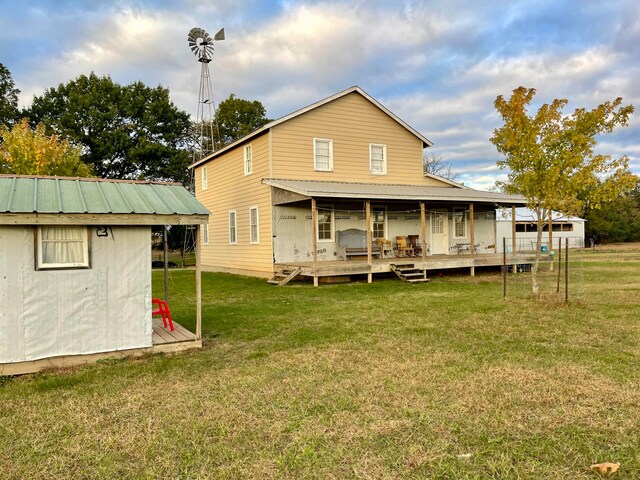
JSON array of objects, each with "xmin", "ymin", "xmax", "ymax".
[
  {"xmin": 271, "ymin": 92, "xmax": 448, "ymax": 186},
  {"xmin": 194, "ymin": 132, "xmax": 274, "ymax": 277},
  {"xmin": 0, "ymin": 225, "xmax": 151, "ymax": 364}
]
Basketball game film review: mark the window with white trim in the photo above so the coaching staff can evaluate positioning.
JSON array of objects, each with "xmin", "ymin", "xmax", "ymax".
[
  {"xmin": 250, "ymin": 206, "xmax": 259, "ymax": 244},
  {"xmin": 201, "ymin": 166, "xmax": 208, "ymax": 190},
  {"xmin": 228, "ymin": 211, "xmax": 237, "ymax": 244},
  {"xmin": 372, "ymin": 207, "xmax": 386, "ymax": 239},
  {"xmin": 453, "ymin": 208, "xmax": 467, "ymax": 239},
  {"xmin": 244, "ymin": 144, "xmax": 252, "ymax": 175},
  {"xmin": 317, "ymin": 205, "xmax": 334, "ymax": 241},
  {"xmin": 370, "ymin": 144, "xmax": 387, "ymax": 175},
  {"xmin": 36, "ymin": 226, "xmax": 89, "ymax": 269},
  {"xmin": 314, "ymin": 138, "xmax": 333, "ymax": 172},
  {"xmin": 203, "ymin": 224, "xmax": 209, "ymax": 245}
]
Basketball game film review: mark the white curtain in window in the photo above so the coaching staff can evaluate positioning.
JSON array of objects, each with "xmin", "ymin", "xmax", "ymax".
[{"xmin": 41, "ymin": 226, "xmax": 86, "ymax": 264}]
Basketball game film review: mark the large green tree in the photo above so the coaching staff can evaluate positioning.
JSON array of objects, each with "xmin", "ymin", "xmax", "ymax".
[
  {"xmin": 491, "ymin": 86, "xmax": 635, "ymax": 295},
  {"xmin": 215, "ymin": 93, "xmax": 270, "ymax": 146},
  {"xmin": 0, "ymin": 119, "xmax": 92, "ymax": 176},
  {"xmin": 584, "ymin": 181, "xmax": 640, "ymax": 243},
  {"xmin": 0, "ymin": 63, "xmax": 20, "ymax": 127},
  {"xmin": 25, "ymin": 73, "xmax": 192, "ymax": 184}
]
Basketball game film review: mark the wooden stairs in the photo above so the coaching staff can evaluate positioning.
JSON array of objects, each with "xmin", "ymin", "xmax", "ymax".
[
  {"xmin": 391, "ymin": 264, "xmax": 430, "ymax": 283},
  {"xmin": 268, "ymin": 267, "xmax": 302, "ymax": 286}
]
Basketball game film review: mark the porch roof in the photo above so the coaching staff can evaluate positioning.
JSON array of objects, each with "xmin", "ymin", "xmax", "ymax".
[{"xmin": 263, "ymin": 178, "xmax": 527, "ymax": 206}]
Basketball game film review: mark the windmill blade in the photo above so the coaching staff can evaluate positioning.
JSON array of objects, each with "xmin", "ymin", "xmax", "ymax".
[{"xmin": 214, "ymin": 28, "xmax": 225, "ymax": 41}]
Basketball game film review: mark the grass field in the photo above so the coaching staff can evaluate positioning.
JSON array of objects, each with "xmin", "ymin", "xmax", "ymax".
[{"xmin": 1, "ymin": 246, "xmax": 639, "ymax": 479}]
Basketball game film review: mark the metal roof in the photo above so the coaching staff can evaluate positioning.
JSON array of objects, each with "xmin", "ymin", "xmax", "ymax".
[
  {"xmin": 263, "ymin": 178, "xmax": 527, "ymax": 205},
  {"xmin": 190, "ymin": 86, "xmax": 434, "ymax": 169},
  {"xmin": 0, "ymin": 175, "xmax": 209, "ymax": 216}
]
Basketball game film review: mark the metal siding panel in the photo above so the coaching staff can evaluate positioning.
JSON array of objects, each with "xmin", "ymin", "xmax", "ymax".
[
  {"xmin": 115, "ymin": 183, "xmax": 155, "ymax": 213},
  {"xmin": 58, "ymin": 179, "xmax": 86, "ymax": 213},
  {"xmin": 137, "ymin": 185, "xmax": 173, "ymax": 214},
  {"xmin": 97, "ymin": 182, "xmax": 130, "ymax": 213}
]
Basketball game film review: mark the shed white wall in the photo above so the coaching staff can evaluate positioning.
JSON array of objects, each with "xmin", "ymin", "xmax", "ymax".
[
  {"xmin": 495, "ymin": 221, "xmax": 585, "ymax": 251},
  {"xmin": 0, "ymin": 226, "xmax": 152, "ymax": 364}
]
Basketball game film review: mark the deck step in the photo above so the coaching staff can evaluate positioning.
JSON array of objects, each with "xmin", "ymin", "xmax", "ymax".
[
  {"xmin": 268, "ymin": 266, "xmax": 302, "ymax": 286},
  {"xmin": 390, "ymin": 264, "xmax": 430, "ymax": 284}
]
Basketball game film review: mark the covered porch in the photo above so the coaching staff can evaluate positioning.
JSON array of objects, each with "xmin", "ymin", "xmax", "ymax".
[{"xmin": 264, "ymin": 178, "xmax": 529, "ymax": 286}]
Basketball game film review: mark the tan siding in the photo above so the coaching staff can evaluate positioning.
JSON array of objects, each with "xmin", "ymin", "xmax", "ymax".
[
  {"xmin": 195, "ymin": 133, "xmax": 273, "ymax": 276},
  {"xmin": 271, "ymin": 92, "xmax": 450, "ymax": 187}
]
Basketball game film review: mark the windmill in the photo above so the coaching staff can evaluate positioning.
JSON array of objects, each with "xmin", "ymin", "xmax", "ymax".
[{"xmin": 188, "ymin": 26, "xmax": 225, "ymax": 161}]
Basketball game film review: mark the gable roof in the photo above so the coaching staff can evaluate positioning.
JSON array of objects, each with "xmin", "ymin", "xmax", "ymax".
[
  {"xmin": 189, "ymin": 86, "xmax": 434, "ymax": 169},
  {"xmin": 0, "ymin": 175, "xmax": 209, "ymax": 225},
  {"xmin": 263, "ymin": 178, "xmax": 527, "ymax": 206}
]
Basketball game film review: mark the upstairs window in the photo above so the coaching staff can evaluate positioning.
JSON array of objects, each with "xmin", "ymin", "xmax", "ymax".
[
  {"xmin": 370, "ymin": 144, "xmax": 387, "ymax": 175},
  {"xmin": 37, "ymin": 226, "xmax": 89, "ymax": 269},
  {"xmin": 201, "ymin": 166, "xmax": 208, "ymax": 190},
  {"xmin": 244, "ymin": 144, "xmax": 252, "ymax": 175},
  {"xmin": 314, "ymin": 138, "xmax": 333, "ymax": 172}
]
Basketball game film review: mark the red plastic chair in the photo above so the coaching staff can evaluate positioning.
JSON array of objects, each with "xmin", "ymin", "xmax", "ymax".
[{"xmin": 152, "ymin": 298, "xmax": 174, "ymax": 331}]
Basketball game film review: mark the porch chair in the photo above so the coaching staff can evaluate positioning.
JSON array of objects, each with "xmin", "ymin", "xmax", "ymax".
[
  {"xmin": 152, "ymin": 298, "xmax": 175, "ymax": 332},
  {"xmin": 395, "ymin": 236, "xmax": 414, "ymax": 257},
  {"xmin": 375, "ymin": 238, "xmax": 394, "ymax": 258},
  {"xmin": 408, "ymin": 235, "xmax": 423, "ymax": 257}
]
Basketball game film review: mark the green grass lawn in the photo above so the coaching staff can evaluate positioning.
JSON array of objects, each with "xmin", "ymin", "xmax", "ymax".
[{"xmin": 1, "ymin": 246, "xmax": 640, "ymax": 479}]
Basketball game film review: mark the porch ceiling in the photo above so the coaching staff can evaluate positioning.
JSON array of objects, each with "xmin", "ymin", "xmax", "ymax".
[{"xmin": 263, "ymin": 178, "xmax": 527, "ymax": 206}]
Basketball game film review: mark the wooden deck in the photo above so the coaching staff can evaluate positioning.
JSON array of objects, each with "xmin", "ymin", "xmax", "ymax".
[
  {"xmin": 275, "ymin": 252, "xmax": 544, "ymax": 279},
  {"xmin": 152, "ymin": 317, "xmax": 197, "ymax": 345}
]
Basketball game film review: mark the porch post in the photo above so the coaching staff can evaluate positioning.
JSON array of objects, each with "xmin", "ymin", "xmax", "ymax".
[
  {"xmin": 195, "ymin": 224, "xmax": 202, "ymax": 340},
  {"xmin": 511, "ymin": 205, "xmax": 517, "ymax": 273},
  {"xmin": 548, "ymin": 210, "xmax": 554, "ymax": 272},
  {"xmin": 311, "ymin": 198, "xmax": 318, "ymax": 287},
  {"xmin": 469, "ymin": 203, "xmax": 475, "ymax": 277},
  {"xmin": 163, "ymin": 225, "xmax": 169, "ymax": 302},
  {"xmin": 420, "ymin": 202, "xmax": 426, "ymax": 261},
  {"xmin": 366, "ymin": 200, "xmax": 372, "ymax": 283}
]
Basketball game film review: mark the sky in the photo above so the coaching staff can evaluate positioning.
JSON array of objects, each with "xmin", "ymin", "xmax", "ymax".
[{"xmin": 1, "ymin": 0, "xmax": 639, "ymax": 189}]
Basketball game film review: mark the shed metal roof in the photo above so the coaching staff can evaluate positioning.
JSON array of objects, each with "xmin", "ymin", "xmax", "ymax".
[
  {"xmin": 0, "ymin": 176, "xmax": 209, "ymax": 224},
  {"xmin": 263, "ymin": 178, "xmax": 527, "ymax": 205}
]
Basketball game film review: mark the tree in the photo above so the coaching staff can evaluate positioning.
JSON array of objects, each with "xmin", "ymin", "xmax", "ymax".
[
  {"xmin": 0, "ymin": 63, "xmax": 20, "ymax": 127},
  {"xmin": 490, "ymin": 86, "xmax": 635, "ymax": 295},
  {"xmin": 422, "ymin": 153, "xmax": 459, "ymax": 181},
  {"xmin": 215, "ymin": 94, "xmax": 270, "ymax": 146},
  {"xmin": 584, "ymin": 180, "xmax": 640, "ymax": 243},
  {"xmin": 24, "ymin": 73, "xmax": 192, "ymax": 184},
  {"xmin": 0, "ymin": 119, "xmax": 93, "ymax": 176}
]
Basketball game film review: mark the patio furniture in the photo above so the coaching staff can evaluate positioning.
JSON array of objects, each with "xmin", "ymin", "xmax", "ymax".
[
  {"xmin": 375, "ymin": 238, "xmax": 394, "ymax": 258},
  {"xmin": 395, "ymin": 236, "xmax": 414, "ymax": 257},
  {"xmin": 407, "ymin": 235, "xmax": 423, "ymax": 256},
  {"xmin": 337, "ymin": 229, "xmax": 382, "ymax": 259},
  {"xmin": 152, "ymin": 298, "xmax": 174, "ymax": 331}
]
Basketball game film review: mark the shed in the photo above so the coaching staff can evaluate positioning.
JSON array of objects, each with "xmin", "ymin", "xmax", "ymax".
[{"xmin": 0, "ymin": 175, "xmax": 209, "ymax": 375}]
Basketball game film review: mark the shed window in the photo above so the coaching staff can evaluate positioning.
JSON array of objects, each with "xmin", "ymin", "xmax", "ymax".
[
  {"xmin": 244, "ymin": 144, "xmax": 252, "ymax": 175},
  {"xmin": 370, "ymin": 144, "xmax": 387, "ymax": 175},
  {"xmin": 37, "ymin": 226, "xmax": 89, "ymax": 269},
  {"xmin": 314, "ymin": 138, "xmax": 333, "ymax": 172}
]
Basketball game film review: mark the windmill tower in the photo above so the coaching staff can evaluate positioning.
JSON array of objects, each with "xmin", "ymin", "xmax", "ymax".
[{"xmin": 187, "ymin": 27, "xmax": 225, "ymax": 161}]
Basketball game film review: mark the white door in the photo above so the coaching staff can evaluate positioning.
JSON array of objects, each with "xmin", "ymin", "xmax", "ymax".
[{"xmin": 430, "ymin": 209, "xmax": 448, "ymax": 254}]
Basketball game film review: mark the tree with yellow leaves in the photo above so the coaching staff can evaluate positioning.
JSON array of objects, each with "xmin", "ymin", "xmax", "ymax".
[
  {"xmin": 0, "ymin": 119, "xmax": 92, "ymax": 177},
  {"xmin": 491, "ymin": 86, "xmax": 636, "ymax": 296}
]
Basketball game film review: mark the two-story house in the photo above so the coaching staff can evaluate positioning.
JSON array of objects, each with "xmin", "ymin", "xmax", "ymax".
[{"xmin": 191, "ymin": 86, "xmax": 528, "ymax": 285}]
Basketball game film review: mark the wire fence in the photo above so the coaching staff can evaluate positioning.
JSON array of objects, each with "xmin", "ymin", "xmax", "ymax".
[{"xmin": 502, "ymin": 237, "xmax": 586, "ymax": 302}]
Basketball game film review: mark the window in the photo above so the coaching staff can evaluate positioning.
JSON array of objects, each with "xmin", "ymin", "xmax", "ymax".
[
  {"xmin": 314, "ymin": 138, "xmax": 333, "ymax": 171},
  {"xmin": 317, "ymin": 206, "xmax": 334, "ymax": 241},
  {"xmin": 201, "ymin": 166, "xmax": 208, "ymax": 191},
  {"xmin": 372, "ymin": 207, "xmax": 386, "ymax": 239},
  {"xmin": 250, "ymin": 206, "xmax": 259, "ymax": 244},
  {"xmin": 36, "ymin": 226, "xmax": 89, "ymax": 269},
  {"xmin": 370, "ymin": 144, "xmax": 387, "ymax": 175},
  {"xmin": 228, "ymin": 211, "xmax": 237, "ymax": 244},
  {"xmin": 432, "ymin": 212, "xmax": 444, "ymax": 234},
  {"xmin": 244, "ymin": 144, "xmax": 252, "ymax": 175},
  {"xmin": 453, "ymin": 208, "xmax": 467, "ymax": 239},
  {"xmin": 203, "ymin": 223, "xmax": 209, "ymax": 245}
]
